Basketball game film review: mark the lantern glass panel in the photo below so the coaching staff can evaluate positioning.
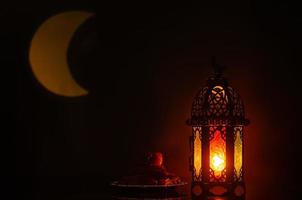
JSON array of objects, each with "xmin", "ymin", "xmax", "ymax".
[
  {"xmin": 193, "ymin": 127, "xmax": 202, "ymax": 181},
  {"xmin": 234, "ymin": 127, "xmax": 243, "ymax": 181},
  {"xmin": 209, "ymin": 126, "xmax": 226, "ymax": 182}
]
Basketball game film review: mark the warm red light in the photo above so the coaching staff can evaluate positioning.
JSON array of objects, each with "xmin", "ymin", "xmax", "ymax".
[{"xmin": 210, "ymin": 130, "xmax": 226, "ymax": 178}]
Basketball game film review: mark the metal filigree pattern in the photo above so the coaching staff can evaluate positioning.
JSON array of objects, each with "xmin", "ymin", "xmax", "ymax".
[
  {"xmin": 188, "ymin": 84, "xmax": 247, "ymax": 126},
  {"xmin": 209, "ymin": 126, "xmax": 227, "ymax": 141},
  {"xmin": 207, "ymin": 86, "xmax": 229, "ymax": 117},
  {"xmin": 209, "ymin": 168, "xmax": 227, "ymax": 182},
  {"xmin": 234, "ymin": 167, "xmax": 243, "ymax": 182},
  {"xmin": 191, "ymin": 87, "xmax": 208, "ymax": 121},
  {"xmin": 227, "ymin": 86, "xmax": 245, "ymax": 119}
]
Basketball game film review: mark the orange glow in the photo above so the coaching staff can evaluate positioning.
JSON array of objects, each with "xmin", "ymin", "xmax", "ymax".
[
  {"xmin": 212, "ymin": 155, "xmax": 225, "ymax": 171},
  {"xmin": 234, "ymin": 127, "xmax": 243, "ymax": 180},
  {"xmin": 193, "ymin": 127, "xmax": 202, "ymax": 180},
  {"xmin": 210, "ymin": 129, "xmax": 226, "ymax": 178}
]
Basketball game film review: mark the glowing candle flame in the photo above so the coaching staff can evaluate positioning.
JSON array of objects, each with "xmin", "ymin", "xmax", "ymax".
[
  {"xmin": 210, "ymin": 129, "xmax": 226, "ymax": 178},
  {"xmin": 211, "ymin": 154, "xmax": 225, "ymax": 174}
]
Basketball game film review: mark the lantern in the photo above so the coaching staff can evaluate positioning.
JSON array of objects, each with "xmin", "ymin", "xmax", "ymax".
[{"xmin": 187, "ymin": 59, "xmax": 249, "ymax": 198}]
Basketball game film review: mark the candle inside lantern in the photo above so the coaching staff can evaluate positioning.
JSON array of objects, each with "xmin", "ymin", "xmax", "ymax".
[{"xmin": 210, "ymin": 129, "xmax": 226, "ymax": 178}]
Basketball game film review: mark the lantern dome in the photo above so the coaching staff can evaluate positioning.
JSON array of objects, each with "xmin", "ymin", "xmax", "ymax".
[{"xmin": 187, "ymin": 65, "xmax": 249, "ymax": 126}]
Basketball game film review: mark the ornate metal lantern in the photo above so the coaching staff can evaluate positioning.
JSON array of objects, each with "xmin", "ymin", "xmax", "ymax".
[{"xmin": 187, "ymin": 60, "xmax": 249, "ymax": 198}]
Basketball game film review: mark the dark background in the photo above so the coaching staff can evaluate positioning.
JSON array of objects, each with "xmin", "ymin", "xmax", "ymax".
[{"xmin": 4, "ymin": 1, "xmax": 302, "ymax": 199}]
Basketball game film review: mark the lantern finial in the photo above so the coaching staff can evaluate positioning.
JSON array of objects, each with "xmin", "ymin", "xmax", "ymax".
[{"xmin": 212, "ymin": 56, "xmax": 226, "ymax": 78}]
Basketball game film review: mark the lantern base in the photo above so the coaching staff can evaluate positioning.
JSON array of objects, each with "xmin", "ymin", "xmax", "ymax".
[{"xmin": 191, "ymin": 181, "xmax": 245, "ymax": 199}]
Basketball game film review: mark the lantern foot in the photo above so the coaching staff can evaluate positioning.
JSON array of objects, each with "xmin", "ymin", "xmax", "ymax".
[
  {"xmin": 231, "ymin": 182, "xmax": 246, "ymax": 199},
  {"xmin": 191, "ymin": 182, "xmax": 246, "ymax": 200}
]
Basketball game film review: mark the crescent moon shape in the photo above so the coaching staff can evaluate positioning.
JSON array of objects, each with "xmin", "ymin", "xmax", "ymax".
[{"xmin": 29, "ymin": 11, "xmax": 93, "ymax": 97}]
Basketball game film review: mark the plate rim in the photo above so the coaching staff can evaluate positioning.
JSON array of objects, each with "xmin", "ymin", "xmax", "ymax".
[{"xmin": 110, "ymin": 181, "xmax": 188, "ymax": 188}]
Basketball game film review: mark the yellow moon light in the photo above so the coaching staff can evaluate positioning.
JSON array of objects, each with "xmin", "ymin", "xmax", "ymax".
[{"xmin": 29, "ymin": 11, "xmax": 93, "ymax": 97}]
